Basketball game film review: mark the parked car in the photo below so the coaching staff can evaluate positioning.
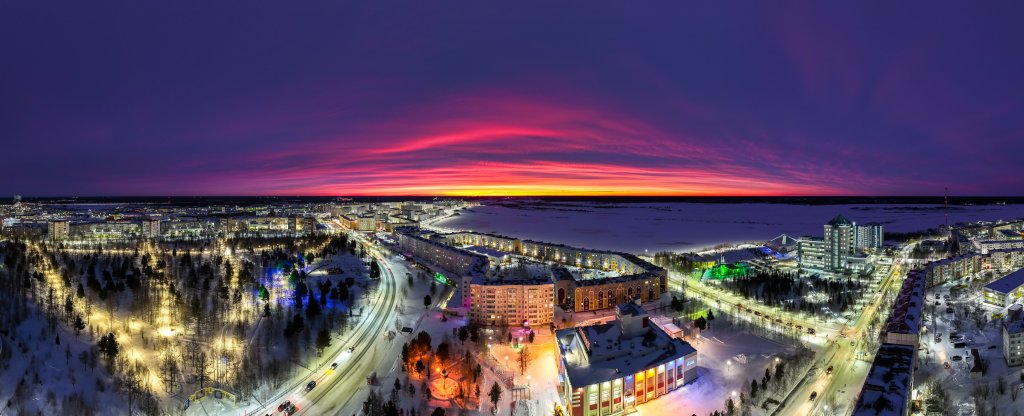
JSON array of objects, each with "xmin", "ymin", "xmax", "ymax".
[
  {"xmin": 988, "ymin": 345, "xmax": 998, "ymax": 350},
  {"xmin": 952, "ymin": 355, "xmax": 962, "ymax": 361}
]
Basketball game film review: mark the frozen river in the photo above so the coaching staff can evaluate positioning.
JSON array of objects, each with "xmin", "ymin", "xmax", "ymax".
[{"xmin": 434, "ymin": 201, "xmax": 1024, "ymax": 254}]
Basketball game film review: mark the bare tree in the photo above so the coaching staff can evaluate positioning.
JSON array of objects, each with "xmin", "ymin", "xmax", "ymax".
[{"xmin": 517, "ymin": 345, "xmax": 531, "ymax": 375}]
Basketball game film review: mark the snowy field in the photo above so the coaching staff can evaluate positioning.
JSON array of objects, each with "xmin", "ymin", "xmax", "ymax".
[{"xmin": 434, "ymin": 201, "xmax": 1024, "ymax": 254}]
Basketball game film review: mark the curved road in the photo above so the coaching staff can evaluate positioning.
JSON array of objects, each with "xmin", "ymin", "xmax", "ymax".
[{"xmin": 243, "ymin": 233, "xmax": 403, "ymax": 416}]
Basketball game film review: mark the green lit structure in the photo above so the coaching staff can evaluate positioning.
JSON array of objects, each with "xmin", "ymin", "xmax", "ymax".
[
  {"xmin": 434, "ymin": 272, "xmax": 455, "ymax": 287},
  {"xmin": 703, "ymin": 263, "xmax": 750, "ymax": 280}
]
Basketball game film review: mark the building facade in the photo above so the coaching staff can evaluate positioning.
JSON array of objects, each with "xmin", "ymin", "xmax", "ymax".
[
  {"xmin": 555, "ymin": 302, "xmax": 698, "ymax": 416},
  {"xmin": 48, "ymin": 219, "xmax": 69, "ymax": 240},
  {"xmin": 797, "ymin": 237, "xmax": 826, "ymax": 270},
  {"xmin": 447, "ymin": 231, "xmax": 668, "ymax": 313},
  {"xmin": 142, "ymin": 218, "xmax": 162, "ymax": 239},
  {"xmin": 1004, "ymin": 305, "xmax": 1024, "ymax": 367},
  {"xmin": 983, "ymin": 268, "xmax": 1024, "ymax": 307},
  {"xmin": 468, "ymin": 277, "xmax": 554, "ymax": 326},
  {"xmin": 824, "ymin": 215, "xmax": 857, "ymax": 271},
  {"xmin": 855, "ymin": 223, "xmax": 884, "ymax": 249}
]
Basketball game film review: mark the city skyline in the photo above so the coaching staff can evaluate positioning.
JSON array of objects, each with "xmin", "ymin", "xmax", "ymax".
[{"xmin": 4, "ymin": 2, "xmax": 1024, "ymax": 197}]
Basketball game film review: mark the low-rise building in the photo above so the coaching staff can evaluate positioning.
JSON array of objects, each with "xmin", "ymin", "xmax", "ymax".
[
  {"xmin": 925, "ymin": 253, "xmax": 984, "ymax": 287},
  {"xmin": 555, "ymin": 301, "xmax": 698, "ymax": 416},
  {"xmin": 983, "ymin": 268, "xmax": 1024, "ymax": 307},
  {"xmin": 447, "ymin": 231, "xmax": 668, "ymax": 313},
  {"xmin": 883, "ymin": 270, "xmax": 925, "ymax": 349},
  {"xmin": 977, "ymin": 239, "xmax": 1024, "ymax": 254}
]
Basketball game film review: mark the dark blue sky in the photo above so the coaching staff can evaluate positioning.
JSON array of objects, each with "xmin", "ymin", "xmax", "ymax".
[{"xmin": 3, "ymin": 1, "xmax": 1024, "ymax": 196}]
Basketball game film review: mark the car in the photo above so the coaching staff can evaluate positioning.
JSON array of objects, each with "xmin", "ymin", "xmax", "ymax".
[
  {"xmin": 277, "ymin": 401, "xmax": 292, "ymax": 412},
  {"xmin": 952, "ymin": 355, "xmax": 962, "ymax": 361},
  {"xmin": 944, "ymin": 362, "xmax": 951, "ymax": 369},
  {"xmin": 946, "ymin": 307, "xmax": 955, "ymax": 314},
  {"xmin": 330, "ymin": 362, "xmax": 338, "ymax": 370},
  {"xmin": 807, "ymin": 328, "xmax": 816, "ymax": 335},
  {"xmin": 935, "ymin": 336, "xmax": 942, "ymax": 342},
  {"xmin": 935, "ymin": 301, "xmax": 941, "ymax": 306},
  {"xmin": 285, "ymin": 403, "xmax": 297, "ymax": 415},
  {"xmin": 810, "ymin": 391, "xmax": 818, "ymax": 401},
  {"xmin": 989, "ymin": 345, "xmax": 998, "ymax": 349},
  {"xmin": 348, "ymin": 346, "xmax": 355, "ymax": 353},
  {"xmin": 826, "ymin": 365, "xmax": 833, "ymax": 375},
  {"xmin": 306, "ymin": 380, "xmax": 317, "ymax": 391}
]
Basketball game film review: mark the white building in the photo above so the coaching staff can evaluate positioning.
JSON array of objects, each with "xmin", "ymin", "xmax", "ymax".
[
  {"xmin": 798, "ymin": 237, "xmax": 826, "ymax": 270},
  {"xmin": 555, "ymin": 301, "xmax": 698, "ymax": 416},
  {"xmin": 1004, "ymin": 305, "xmax": 1024, "ymax": 367},
  {"xmin": 142, "ymin": 218, "xmax": 162, "ymax": 239},
  {"xmin": 856, "ymin": 223, "xmax": 884, "ymax": 249}
]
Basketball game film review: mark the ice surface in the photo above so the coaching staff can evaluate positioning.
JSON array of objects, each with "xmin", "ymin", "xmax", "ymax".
[{"xmin": 435, "ymin": 202, "xmax": 1024, "ymax": 254}]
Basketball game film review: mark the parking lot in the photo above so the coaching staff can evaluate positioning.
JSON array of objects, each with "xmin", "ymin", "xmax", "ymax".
[{"xmin": 917, "ymin": 282, "xmax": 1024, "ymax": 415}]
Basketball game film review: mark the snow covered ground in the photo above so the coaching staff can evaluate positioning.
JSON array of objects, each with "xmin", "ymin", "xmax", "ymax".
[
  {"xmin": 918, "ymin": 282, "xmax": 1024, "ymax": 416},
  {"xmin": 0, "ymin": 304, "xmax": 131, "ymax": 416},
  {"xmin": 434, "ymin": 201, "xmax": 1024, "ymax": 254}
]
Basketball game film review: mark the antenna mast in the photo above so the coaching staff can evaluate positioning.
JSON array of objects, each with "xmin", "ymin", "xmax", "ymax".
[{"xmin": 944, "ymin": 187, "xmax": 949, "ymax": 229}]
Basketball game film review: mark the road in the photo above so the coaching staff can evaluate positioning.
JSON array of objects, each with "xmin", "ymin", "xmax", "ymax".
[
  {"xmin": 777, "ymin": 244, "xmax": 914, "ymax": 416},
  {"xmin": 671, "ymin": 271, "xmax": 844, "ymax": 338},
  {"xmin": 241, "ymin": 232, "xmax": 405, "ymax": 416}
]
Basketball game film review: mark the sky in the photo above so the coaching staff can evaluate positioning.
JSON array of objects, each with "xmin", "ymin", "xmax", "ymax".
[{"xmin": 3, "ymin": 1, "xmax": 1024, "ymax": 197}]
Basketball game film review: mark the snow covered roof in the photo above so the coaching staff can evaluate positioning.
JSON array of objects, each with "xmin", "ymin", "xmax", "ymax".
[
  {"xmin": 853, "ymin": 343, "xmax": 914, "ymax": 416},
  {"xmin": 556, "ymin": 314, "xmax": 696, "ymax": 387},
  {"xmin": 617, "ymin": 302, "xmax": 645, "ymax": 317},
  {"xmin": 464, "ymin": 245, "xmax": 508, "ymax": 258},
  {"xmin": 1004, "ymin": 305, "xmax": 1024, "ymax": 334},
  {"xmin": 985, "ymin": 268, "xmax": 1024, "ymax": 294},
  {"xmin": 884, "ymin": 270, "xmax": 925, "ymax": 336},
  {"xmin": 470, "ymin": 275, "xmax": 551, "ymax": 286}
]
